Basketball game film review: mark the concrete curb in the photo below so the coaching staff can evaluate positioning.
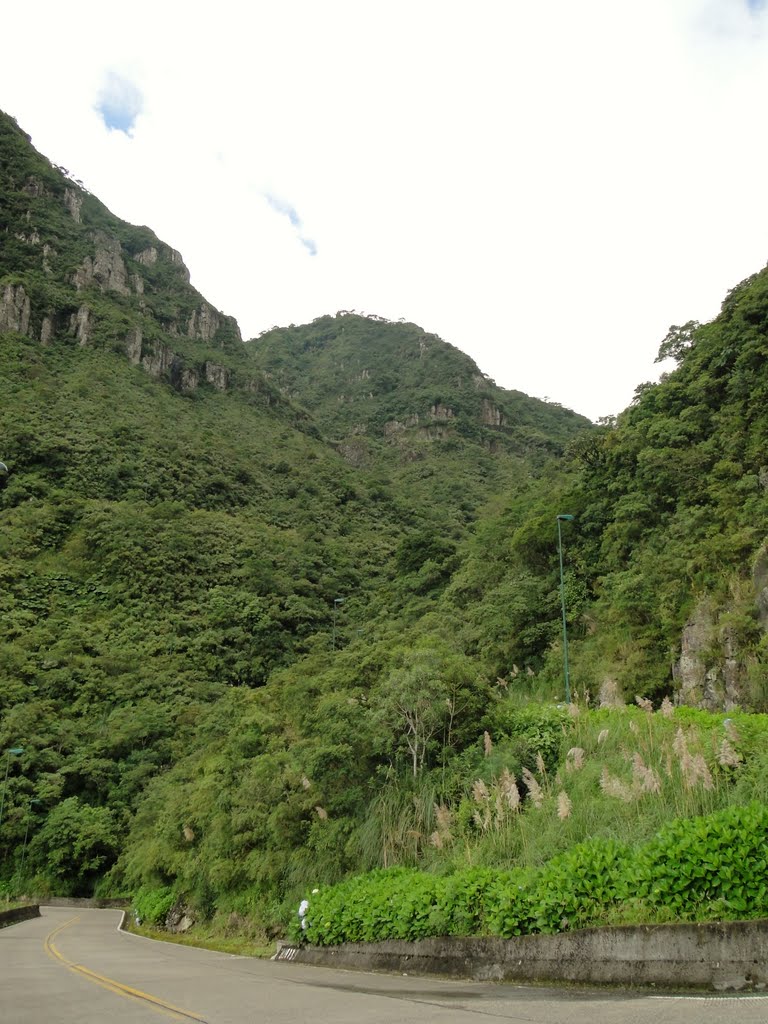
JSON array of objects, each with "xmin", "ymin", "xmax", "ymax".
[
  {"xmin": 281, "ymin": 918, "xmax": 768, "ymax": 992},
  {"xmin": 0, "ymin": 904, "xmax": 40, "ymax": 928}
]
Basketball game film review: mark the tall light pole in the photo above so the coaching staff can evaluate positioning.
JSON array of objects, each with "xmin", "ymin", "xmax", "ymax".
[
  {"xmin": 332, "ymin": 597, "xmax": 345, "ymax": 650},
  {"xmin": 0, "ymin": 747, "xmax": 24, "ymax": 829},
  {"xmin": 557, "ymin": 515, "xmax": 575, "ymax": 705}
]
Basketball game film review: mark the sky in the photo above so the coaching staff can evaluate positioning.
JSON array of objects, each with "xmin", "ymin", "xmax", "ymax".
[{"xmin": 2, "ymin": 1, "xmax": 768, "ymax": 422}]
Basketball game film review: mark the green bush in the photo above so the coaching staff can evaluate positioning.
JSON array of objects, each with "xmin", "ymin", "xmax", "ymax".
[
  {"xmin": 297, "ymin": 804, "xmax": 768, "ymax": 944},
  {"xmin": 631, "ymin": 802, "xmax": 768, "ymax": 920},
  {"xmin": 525, "ymin": 837, "xmax": 631, "ymax": 933},
  {"xmin": 133, "ymin": 885, "xmax": 177, "ymax": 926}
]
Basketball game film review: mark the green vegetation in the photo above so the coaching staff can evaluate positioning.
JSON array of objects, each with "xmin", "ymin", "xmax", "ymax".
[{"xmin": 1, "ymin": 108, "xmax": 768, "ymax": 948}]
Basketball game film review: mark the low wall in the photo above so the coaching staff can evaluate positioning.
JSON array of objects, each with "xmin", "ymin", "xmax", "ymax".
[
  {"xmin": 0, "ymin": 904, "xmax": 40, "ymax": 928},
  {"xmin": 285, "ymin": 919, "xmax": 768, "ymax": 992},
  {"xmin": 44, "ymin": 897, "xmax": 130, "ymax": 909}
]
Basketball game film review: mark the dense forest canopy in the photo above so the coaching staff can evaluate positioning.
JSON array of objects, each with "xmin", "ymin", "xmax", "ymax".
[{"xmin": 1, "ymin": 110, "xmax": 767, "ymax": 933}]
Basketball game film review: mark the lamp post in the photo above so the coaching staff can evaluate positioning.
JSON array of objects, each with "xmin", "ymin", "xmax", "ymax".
[
  {"xmin": 332, "ymin": 597, "xmax": 345, "ymax": 650},
  {"xmin": 0, "ymin": 747, "xmax": 24, "ymax": 829},
  {"xmin": 556, "ymin": 515, "xmax": 575, "ymax": 705}
]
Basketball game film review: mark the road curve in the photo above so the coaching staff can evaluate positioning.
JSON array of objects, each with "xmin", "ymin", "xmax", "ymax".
[{"xmin": 1, "ymin": 906, "xmax": 766, "ymax": 1024}]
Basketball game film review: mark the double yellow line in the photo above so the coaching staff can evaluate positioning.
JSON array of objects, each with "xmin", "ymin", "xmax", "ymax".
[{"xmin": 44, "ymin": 916, "xmax": 208, "ymax": 1023}]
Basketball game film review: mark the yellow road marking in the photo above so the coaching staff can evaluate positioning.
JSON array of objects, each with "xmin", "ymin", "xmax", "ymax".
[{"xmin": 44, "ymin": 916, "xmax": 207, "ymax": 1022}]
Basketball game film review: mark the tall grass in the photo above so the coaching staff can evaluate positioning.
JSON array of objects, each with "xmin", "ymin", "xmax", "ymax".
[{"xmin": 428, "ymin": 701, "xmax": 767, "ymax": 873}]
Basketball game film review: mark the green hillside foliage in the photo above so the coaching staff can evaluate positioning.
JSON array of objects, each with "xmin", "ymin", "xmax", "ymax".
[{"xmin": 1, "ymin": 109, "xmax": 768, "ymax": 943}]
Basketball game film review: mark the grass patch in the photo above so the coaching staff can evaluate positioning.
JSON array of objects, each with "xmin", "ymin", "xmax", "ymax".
[{"xmin": 123, "ymin": 918, "xmax": 274, "ymax": 959}]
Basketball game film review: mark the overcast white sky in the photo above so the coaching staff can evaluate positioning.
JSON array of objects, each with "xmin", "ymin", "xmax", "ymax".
[{"xmin": 2, "ymin": 1, "xmax": 768, "ymax": 421}]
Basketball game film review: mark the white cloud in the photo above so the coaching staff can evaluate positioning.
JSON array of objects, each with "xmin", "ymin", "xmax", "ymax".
[
  {"xmin": 94, "ymin": 71, "xmax": 143, "ymax": 135},
  {"xmin": 2, "ymin": 1, "xmax": 768, "ymax": 419}
]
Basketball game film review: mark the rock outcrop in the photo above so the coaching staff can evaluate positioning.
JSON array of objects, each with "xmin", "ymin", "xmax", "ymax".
[
  {"xmin": 0, "ymin": 283, "xmax": 31, "ymax": 334},
  {"xmin": 73, "ymin": 232, "xmax": 130, "ymax": 295}
]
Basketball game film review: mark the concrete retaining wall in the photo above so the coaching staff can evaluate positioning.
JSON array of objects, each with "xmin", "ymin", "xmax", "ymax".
[
  {"xmin": 0, "ymin": 904, "xmax": 40, "ymax": 928},
  {"xmin": 288, "ymin": 919, "xmax": 768, "ymax": 992},
  {"xmin": 44, "ymin": 897, "xmax": 130, "ymax": 909}
]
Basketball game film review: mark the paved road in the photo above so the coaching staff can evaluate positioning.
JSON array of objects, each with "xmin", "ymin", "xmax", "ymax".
[{"xmin": 1, "ymin": 907, "xmax": 766, "ymax": 1023}]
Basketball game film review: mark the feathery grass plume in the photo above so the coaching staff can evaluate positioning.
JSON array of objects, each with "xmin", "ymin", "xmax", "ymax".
[
  {"xmin": 493, "ymin": 790, "xmax": 504, "ymax": 824},
  {"xmin": 718, "ymin": 738, "xmax": 743, "ymax": 768},
  {"xmin": 635, "ymin": 695, "xmax": 653, "ymax": 713},
  {"xmin": 472, "ymin": 778, "xmax": 490, "ymax": 804},
  {"xmin": 483, "ymin": 731, "xmax": 493, "ymax": 757},
  {"xmin": 567, "ymin": 702, "xmax": 580, "ymax": 718},
  {"xmin": 499, "ymin": 767, "xmax": 521, "ymax": 811},
  {"xmin": 583, "ymin": 688, "xmax": 592, "ymax": 707},
  {"xmin": 535, "ymin": 752, "xmax": 546, "ymax": 776},
  {"xmin": 435, "ymin": 803, "xmax": 453, "ymax": 833},
  {"xmin": 182, "ymin": 825, "xmax": 195, "ymax": 842},
  {"xmin": 663, "ymin": 751, "xmax": 673, "ymax": 778},
  {"xmin": 690, "ymin": 753, "xmax": 714, "ymax": 791},
  {"xmin": 521, "ymin": 766, "xmax": 544, "ymax": 808},
  {"xmin": 672, "ymin": 727, "xmax": 688, "ymax": 759},
  {"xmin": 557, "ymin": 791, "xmax": 572, "ymax": 820},
  {"xmin": 301, "ymin": 776, "xmax": 312, "ymax": 790},
  {"xmin": 598, "ymin": 678, "xmax": 621, "ymax": 707},
  {"xmin": 629, "ymin": 720, "xmax": 639, "ymax": 734},
  {"xmin": 565, "ymin": 747, "xmax": 585, "ymax": 772},
  {"xmin": 431, "ymin": 802, "xmax": 454, "ymax": 848},
  {"xmin": 472, "ymin": 804, "xmax": 492, "ymax": 832},
  {"xmin": 631, "ymin": 752, "xmax": 661, "ymax": 794},
  {"xmin": 660, "ymin": 696, "xmax": 675, "ymax": 718},
  {"xmin": 600, "ymin": 766, "xmax": 634, "ymax": 802},
  {"xmin": 315, "ymin": 806, "xmax": 328, "ymax": 819},
  {"xmin": 597, "ymin": 728, "xmax": 610, "ymax": 745},
  {"xmin": 495, "ymin": 676, "xmax": 509, "ymax": 690}
]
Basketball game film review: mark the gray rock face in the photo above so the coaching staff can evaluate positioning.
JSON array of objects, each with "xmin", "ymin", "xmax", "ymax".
[
  {"xmin": 673, "ymin": 598, "xmax": 744, "ymax": 710},
  {"xmin": 73, "ymin": 232, "xmax": 130, "ymax": 295},
  {"xmin": 481, "ymin": 398, "xmax": 505, "ymax": 427},
  {"xmin": 188, "ymin": 304, "xmax": 220, "ymax": 343},
  {"xmin": 40, "ymin": 316, "xmax": 54, "ymax": 345},
  {"xmin": 126, "ymin": 327, "xmax": 143, "ymax": 364},
  {"xmin": 674, "ymin": 600, "xmax": 738, "ymax": 710},
  {"xmin": 0, "ymin": 283, "xmax": 31, "ymax": 334},
  {"xmin": 430, "ymin": 403, "xmax": 455, "ymax": 421},
  {"xmin": 70, "ymin": 305, "xmax": 92, "ymax": 346},
  {"xmin": 135, "ymin": 246, "xmax": 158, "ymax": 265},
  {"xmin": 63, "ymin": 187, "xmax": 83, "ymax": 223},
  {"xmin": 204, "ymin": 362, "xmax": 229, "ymax": 390}
]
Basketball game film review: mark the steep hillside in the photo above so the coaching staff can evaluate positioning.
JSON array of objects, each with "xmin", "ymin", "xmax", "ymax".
[
  {"xmin": 0, "ymin": 111, "xmax": 584, "ymax": 902},
  {"xmin": 3, "ymin": 107, "xmax": 767, "ymax": 940}
]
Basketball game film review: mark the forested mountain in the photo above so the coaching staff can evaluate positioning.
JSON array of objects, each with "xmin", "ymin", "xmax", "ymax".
[{"xmin": 1, "ymin": 110, "xmax": 767, "ymax": 932}]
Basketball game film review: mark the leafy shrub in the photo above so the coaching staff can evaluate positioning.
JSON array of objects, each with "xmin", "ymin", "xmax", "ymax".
[
  {"xmin": 133, "ymin": 885, "xmax": 177, "ymax": 926},
  {"xmin": 297, "ymin": 805, "xmax": 768, "ymax": 944},
  {"xmin": 524, "ymin": 838, "xmax": 631, "ymax": 933},
  {"xmin": 631, "ymin": 802, "xmax": 768, "ymax": 920}
]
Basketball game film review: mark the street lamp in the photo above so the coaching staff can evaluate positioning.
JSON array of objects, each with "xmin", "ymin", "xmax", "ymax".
[
  {"xmin": 0, "ymin": 747, "xmax": 24, "ymax": 828},
  {"xmin": 332, "ymin": 597, "xmax": 345, "ymax": 650},
  {"xmin": 556, "ymin": 515, "xmax": 575, "ymax": 705}
]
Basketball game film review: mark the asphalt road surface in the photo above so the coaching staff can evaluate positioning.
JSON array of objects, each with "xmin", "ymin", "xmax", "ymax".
[{"xmin": 1, "ymin": 906, "xmax": 766, "ymax": 1023}]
